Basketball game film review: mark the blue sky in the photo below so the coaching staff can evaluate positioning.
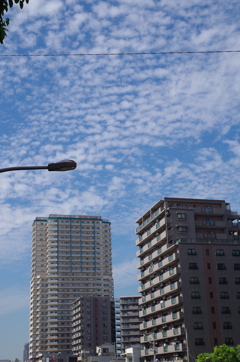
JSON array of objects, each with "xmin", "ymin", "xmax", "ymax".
[{"xmin": 1, "ymin": 0, "xmax": 240, "ymax": 359}]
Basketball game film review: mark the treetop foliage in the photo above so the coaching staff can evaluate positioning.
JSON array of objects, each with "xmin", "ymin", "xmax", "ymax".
[
  {"xmin": 196, "ymin": 344, "xmax": 240, "ymax": 362},
  {"xmin": 0, "ymin": 0, "xmax": 29, "ymax": 44}
]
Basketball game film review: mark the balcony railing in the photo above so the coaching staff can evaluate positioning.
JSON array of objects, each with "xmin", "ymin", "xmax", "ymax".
[
  {"xmin": 174, "ymin": 238, "xmax": 240, "ymax": 245},
  {"xmin": 136, "ymin": 207, "xmax": 165, "ymax": 233}
]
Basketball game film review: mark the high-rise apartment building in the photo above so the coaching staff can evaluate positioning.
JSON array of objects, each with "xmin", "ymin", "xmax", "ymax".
[
  {"xmin": 29, "ymin": 214, "xmax": 113, "ymax": 361},
  {"xmin": 23, "ymin": 342, "xmax": 29, "ymax": 362},
  {"xmin": 120, "ymin": 297, "xmax": 141, "ymax": 354},
  {"xmin": 136, "ymin": 198, "xmax": 240, "ymax": 362},
  {"xmin": 114, "ymin": 299, "xmax": 122, "ymax": 357},
  {"xmin": 72, "ymin": 296, "xmax": 114, "ymax": 354}
]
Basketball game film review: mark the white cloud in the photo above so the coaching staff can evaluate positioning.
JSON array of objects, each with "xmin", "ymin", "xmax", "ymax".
[{"xmin": 113, "ymin": 258, "xmax": 138, "ymax": 288}]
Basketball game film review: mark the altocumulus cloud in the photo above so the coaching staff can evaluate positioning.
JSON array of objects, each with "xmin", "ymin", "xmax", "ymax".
[{"xmin": 113, "ymin": 258, "xmax": 139, "ymax": 288}]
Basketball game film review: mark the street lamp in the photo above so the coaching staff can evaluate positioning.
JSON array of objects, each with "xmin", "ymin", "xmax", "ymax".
[
  {"xmin": 144, "ymin": 332, "xmax": 157, "ymax": 362},
  {"xmin": 0, "ymin": 160, "xmax": 77, "ymax": 173}
]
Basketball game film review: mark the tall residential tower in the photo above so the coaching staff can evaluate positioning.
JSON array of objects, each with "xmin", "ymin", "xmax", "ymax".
[
  {"xmin": 29, "ymin": 214, "xmax": 113, "ymax": 360},
  {"xmin": 136, "ymin": 198, "xmax": 240, "ymax": 362}
]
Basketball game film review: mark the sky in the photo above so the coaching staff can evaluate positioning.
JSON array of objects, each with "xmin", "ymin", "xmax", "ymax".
[{"xmin": 0, "ymin": 0, "xmax": 240, "ymax": 359}]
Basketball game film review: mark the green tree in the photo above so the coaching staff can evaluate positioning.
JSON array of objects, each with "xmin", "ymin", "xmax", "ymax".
[
  {"xmin": 0, "ymin": 0, "xmax": 29, "ymax": 44},
  {"xmin": 196, "ymin": 344, "xmax": 240, "ymax": 362}
]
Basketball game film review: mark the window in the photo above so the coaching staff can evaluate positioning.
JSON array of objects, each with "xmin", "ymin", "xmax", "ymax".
[
  {"xmin": 172, "ymin": 311, "xmax": 178, "ymax": 319},
  {"xmin": 237, "ymin": 292, "xmax": 240, "ymax": 299},
  {"xmin": 194, "ymin": 324, "xmax": 203, "ymax": 331},
  {"xmin": 222, "ymin": 307, "xmax": 231, "ymax": 314},
  {"xmin": 211, "ymin": 307, "xmax": 215, "ymax": 313},
  {"xmin": 212, "ymin": 322, "xmax": 216, "ymax": 329},
  {"xmin": 216, "ymin": 249, "xmax": 224, "ymax": 256},
  {"xmin": 192, "ymin": 307, "xmax": 202, "ymax": 314},
  {"xmin": 219, "ymin": 277, "xmax": 228, "ymax": 284},
  {"xmin": 162, "ymin": 330, "xmax": 167, "ymax": 337},
  {"xmin": 220, "ymin": 292, "xmax": 229, "ymax": 299},
  {"xmin": 190, "ymin": 277, "xmax": 199, "ymax": 284},
  {"xmin": 202, "ymin": 206, "xmax": 213, "ymax": 213},
  {"xmin": 225, "ymin": 338, "xmax": 234, "ymax": 345},
  {"xmin": 161, "ymin": 301, "xmax": 166, "ymax": 308},
  {"xmin": 173, "ymin": 327, "xmax": 179, "ymax": 335},
  {"xmin": 235, "ymin": 278, "xmax": 240, "ymax": 284},
  {"xmin": 206, "ymin": 249, "xmax": 209, "ymax": 255},
  {"xmin": 168, "ymin": 254, "xmax": 174, "ymax": 261},
  {"xmin": 205, "ymin": 218, "xmax": 214, "ymax": 226},
  {"xmin": 223, "ymin": 322, "xmax": 232, "ymax": 329},
  {"xmin": 189, "ymin": 263, "xmax": 198, "ymax": 270},
  {"xmin": 232, "ymin": 250, "xmax": 240, "ymax": 256},
  {"xmin": 210, "ymin": 292, "xmax": 213, "ymax": 298},
  {"xmin": 191, "ymin": 292, "xmax": 201, "ymax": 299},
  {"xmin": 234, "ymin": 264, "xmax": 240, "ymax": 270},
  {"xmin": 177, "ymin": 213, "xmax": 186, "ymax": 219},
  {"xmin": 217, "ymin": 263, "xmax": 226, "ymax": 270},
  {"xmin": 195, "ymin": 338, "xmax": 205, "ymax": 346},
  {"xmin": 208, "ymin": 277, "xmax": 212, "ymax": 284},
  {"xmin": 178, "ymin": 226, "xmax": 187, "ymax": 232},
  {"xmin": 187, "ymin": 248, "xmax": 197, "ymax": 255}
]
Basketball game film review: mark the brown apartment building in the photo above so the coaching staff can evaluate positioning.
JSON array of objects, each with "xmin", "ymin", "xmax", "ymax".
[
  {"xmin": 120, "ymin": 296, "xmax": 141, "ymax": 354},
  {"xmin": 136, "ymin": 197, "xmax": 240, "ymax": 362}
]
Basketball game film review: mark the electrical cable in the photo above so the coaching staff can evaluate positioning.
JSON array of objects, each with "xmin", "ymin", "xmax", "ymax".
[{"xmin": 1, "ymin": 50, "xmax": 240, "ymax": 57}]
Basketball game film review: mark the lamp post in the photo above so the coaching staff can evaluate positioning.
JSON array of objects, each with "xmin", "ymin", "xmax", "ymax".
[
  {"xmin": 0, "ymin": 160, "xmax": 77, "ymax": 173},
  {"xmin": 144, "ymin": 332, "xmax": 157, "ymax": 362}
]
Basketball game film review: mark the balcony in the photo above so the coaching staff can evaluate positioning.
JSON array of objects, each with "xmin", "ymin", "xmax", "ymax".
[
  {"xmin": 196, "ymin": 233, "xmax": 228, "ymax": 240},
  {"xmin": 136, "ymin": 207, "xmax": 165, "ymax": 234},
  {"xmin": 140, "ymin": 326, "xmax": 184, "ymax": 343},
  {"xmin": 140, "ymin": 310, "xmax": 183, "ymax": 330},
  {"xmin": 139, "ymin": 268, "xmax": 180, "ymax": 295},
  {"xmin": 141, "ymin": 343, "xmax": 185, "ymax": 357},
  {"xmin": 194, "ymin": 207, "xmax": 224, "ymax": 215},
  {"xmin": 137, "ymin": 243, "xmax": 177, "ymax": 270},
  {"xmin": 195, "ymin": 220, "xmax": 225, "ymax": 227},
  {"xmin": 136, "ymin": 230, "xmax": 167, "ymax": 257},
  {"xmin": 138, "ymin": 253, "xmax": 178, "ymax": 280},
  {"xmin": 136, "ymin": 218, "xmax": 166, "ymax": 246}
]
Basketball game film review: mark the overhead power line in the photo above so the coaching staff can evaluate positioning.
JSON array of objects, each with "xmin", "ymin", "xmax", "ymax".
[{"xmin": 1, "ymin": 50, "xmax": 240, "ymax": 57}]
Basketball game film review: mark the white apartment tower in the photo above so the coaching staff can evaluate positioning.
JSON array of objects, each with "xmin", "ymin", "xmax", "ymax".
[{"xmin": 29, "ymin": 214, "xmax": 113, "ymax": 360}]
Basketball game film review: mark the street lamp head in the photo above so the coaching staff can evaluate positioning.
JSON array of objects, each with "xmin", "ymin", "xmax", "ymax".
[{"xmin": 47, "ymin": 160, "xmax": 77, "ymax": 172}]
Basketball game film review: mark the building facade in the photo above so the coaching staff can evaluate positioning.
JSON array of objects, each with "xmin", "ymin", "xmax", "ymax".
[
  {"xmin": 29, "ymin": 214, "xmax": 113, "ymax": 360},
  {"xmin": 23, "ymin": 342, "xmax": 29, "ymax": 362},
  {"xmin": 120, "ymin": 297, "xmax": 141, "ymax": 353},
  {"xmin": 72, "ymin": 296, "xmax": 114, "ymax": 354},
  {"xmin": 136, "ymin": 198, "xmax": 240, "ymax": 362},
  {"xmin": 114, "ymin": 299, "xmax": 122, "ymax": 357}
]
